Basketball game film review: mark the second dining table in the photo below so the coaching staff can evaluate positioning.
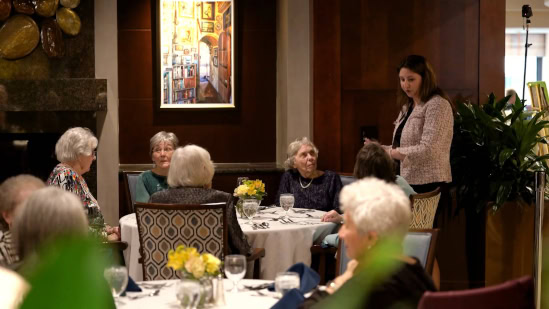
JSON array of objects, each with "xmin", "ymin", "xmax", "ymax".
[{"xmin": 120, "ymin": 207, "xmax": 338, "ymax": 281}]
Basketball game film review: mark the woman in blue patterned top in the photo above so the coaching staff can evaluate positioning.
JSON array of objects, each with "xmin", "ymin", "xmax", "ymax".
[
  {"xmin": 275, "ymin": 137, "xmax": 343, "ymax": 212},
  {"xmin": 135, "ymin": 131, "xmax": 179, "ymax": 203}
]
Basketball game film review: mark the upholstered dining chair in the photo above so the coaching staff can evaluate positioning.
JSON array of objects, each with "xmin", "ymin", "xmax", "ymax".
[
  {"xmin": 336, "ymin": 228, "xmax": 439, "ymax": 276},
  {"xmin": 409, "ymin": 187, "xmax": 441, "ymax": 229},
  {"xmin": 418, "ymin": 276, "xmax": 534, "ymax": 309},
  {"xmin": 135, "ymin": 202, "xmax": 228, "ymax": 281},
  {"xmin": 402, "ymin": 228, "xmax": 439, "ymax": 275},
  {"xmin": 122, "ymin": 171, "xmax": 141, "ymax": 214}
]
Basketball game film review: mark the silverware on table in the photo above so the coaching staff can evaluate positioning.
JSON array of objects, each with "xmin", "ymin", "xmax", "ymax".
[{"xmin": 128, "ymin": 289, "xmax": 160, "ymax": 300}]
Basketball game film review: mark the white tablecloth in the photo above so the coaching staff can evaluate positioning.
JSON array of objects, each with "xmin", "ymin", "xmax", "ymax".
[
  {"xmin": 120, "ymin": 208, "xmax": 337, "ymax": 281},
  {"xmin": 238, "ymin": 207, "xmax": 337, "ymax": 279},
  {"xmin": 118, "ymin": 279, "xmax": 278, "ymax": 309}
]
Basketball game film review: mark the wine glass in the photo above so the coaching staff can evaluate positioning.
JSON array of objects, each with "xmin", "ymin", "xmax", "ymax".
[
  {"xmin": 224, "ymin": 255, "xmax": 247, "ymax": 293},
  {"xmin": 242, "ymin": 198, "xmax": 259, "ymax": 225},
  {"xmin": 104, "ymin": 265, "xmax": 129, "ymax": 301},
  {"xmin": 275, "ymin": 272, "xmax": 300, "ymax": 296},
  {"xmin": 279, "ymin": 193, "xmax": 295, "ymax": 219}
]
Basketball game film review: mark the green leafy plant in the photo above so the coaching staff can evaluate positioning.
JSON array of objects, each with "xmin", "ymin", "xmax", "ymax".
[{"xmin": 451, "ymin": 93, "xmax": 549, "ymax": 212}]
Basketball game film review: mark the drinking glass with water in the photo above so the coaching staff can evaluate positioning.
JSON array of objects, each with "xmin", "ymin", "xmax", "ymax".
[
  {"xmin": 103, "ymin": 265, "xmax": 128, "ymax": 300},
  {"xmin": 242, "ymin": 199, "xmax": 259, "ymax": 225},
  {"xmin": 224, "ymin": 255, "xmax": 247, "ymax": 293},
  {"xmin": 275, "ymin": 272, "xmax": 300, "ymax": 296},
  {"xmin": 279, "ymin": 193, "xmax": 295, "ymax": 219}
]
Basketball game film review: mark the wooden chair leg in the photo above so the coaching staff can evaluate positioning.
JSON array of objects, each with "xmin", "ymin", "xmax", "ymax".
[
  {"xmin": 318, "ymin": 254, "xmax": 327, "ymax": 284},
  {"xmin": 253, "ymin": 259, "xmax": 261, "ymax": 279}
]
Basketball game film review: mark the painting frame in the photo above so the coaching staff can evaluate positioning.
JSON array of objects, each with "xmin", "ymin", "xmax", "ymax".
[
  {"xmin": 156, "ymin": 0, "xmax": 235, "ymax": 109},
  {"xmin": 201, "ymin": 2, "xmax": 215, "ymax": 20}
]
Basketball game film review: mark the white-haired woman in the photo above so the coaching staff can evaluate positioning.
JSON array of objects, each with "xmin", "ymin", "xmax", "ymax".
[
  {"xmin": 47, "ymin": 127, "xmax": 119, "ymax": 240},
  {"xmin": 0, "ymin": 175, "xmax": 45, "ymax": 266},
  {"xmin": 12, "ymin": 187, "xmax": 88, "ymax": 262},
  {"xmin": 300, "ymin": 178, "xmax": 436, "ymax": 308},
  {"xmin": 150, "ymin": 145, "xmax": 251, "ymax": 255},
  {"xmin": 135, "ymin": 131, "xmax": 179, "ymax": 203},
  {"xmin": 276, "ymin": 137, "xmax": 342, "ymax": 212}
]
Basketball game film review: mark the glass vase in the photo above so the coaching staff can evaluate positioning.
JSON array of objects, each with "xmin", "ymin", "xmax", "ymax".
[
  {"xmin": 236, "ymin": 197, "xmax": 261, "ymax": 218},
  {"xmin": 176, "ymin": 274, "xmax": 213, "ymax": 308}
]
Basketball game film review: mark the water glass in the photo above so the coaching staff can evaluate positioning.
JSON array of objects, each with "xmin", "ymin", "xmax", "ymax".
[
  {"xmin": 176, "ymin": 279, "xmax": 201, "ymax": 309},
  {"xmin": 275, "ymin": 272, "xmax": 300, "ymax": 296},
  {"xmin": 103, "ymin": 265, "xmax": 129, "ymax": 299},
  {"xmin": 242, "ymin": 198, "xmax": 259, "ymax": 225},
  {"xmin": 279, "ymin": 193, "xmax": 295, "ymax": 219},
  {"xmin": 224, "ymin": 255, "xmax": 247, "ymax": 293},
  {"xmin": 237, "ymin": 177, "xmax": 249, "ymax": 187}
]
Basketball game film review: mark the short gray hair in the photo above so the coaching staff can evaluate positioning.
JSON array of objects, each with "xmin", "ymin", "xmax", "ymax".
[
  {"xmin": 340, "ymin": 177, "xmax": 411, "ymax": 241},
  {"xmin": 55, "ymin": 127, "xmax": 98, "ymax": 163},
  {"xmin": 0, "ymin": 175, "xmax": 45, "ymax": 227},
  {"xmin": 149, "ymin": 131, "xmax": 179, "ymax": 158},
  {"xmin": 168, "ymin": 145, "xmax": 215, "ymax": 188},
  {"xmin": 13, "ymin": 187, "xmax": 88, "ymax": 260},
  {"xmin": 284, "ymin": 137, "xmax": 319, "ymax": 169}
]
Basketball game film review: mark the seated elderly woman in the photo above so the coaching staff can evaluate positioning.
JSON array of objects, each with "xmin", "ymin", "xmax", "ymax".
[
  {"xmin": 12, "ymin": 187, "xmax": 89, "ymax": 263},
  {"xmin": 276, "ymin": 137, "xmax": 342, "ymax": 212},
  {"xmin": 135, "ymin": 131, "xmax": 179, "ymax": 203},
  {"xmin": 322, "ymin": 142, "xmax": 415, "ymax": 223},
  {"xmin": 0, "ymin": 175, "xmax": 45, "ymax": 267},
  {"xmin": 47, "ymin": 127, "xmax": 119, "ymax": 241},
  {"xmin": 301, "ymin": 178, "xmax": 436, "ymax": 308},
  {"xmin": 150, "ymin": 145, "xmax": 251, "ymax": 255}
]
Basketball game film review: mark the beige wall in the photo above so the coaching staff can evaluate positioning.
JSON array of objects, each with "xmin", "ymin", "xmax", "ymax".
[
  {"xmin": 95, "ymin": 0, "xmax": 119, "ymax": 225},
  {"xmin": 506, "ymin": 1, "xmax": 549, "ymax": 28},
  {"xmin": 276, "ymin": 0, "xmax": 313, "ymax": 165}
]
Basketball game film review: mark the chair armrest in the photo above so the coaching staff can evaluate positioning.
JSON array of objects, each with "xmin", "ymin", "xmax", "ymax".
[
  {"xmin": 310, "ymin": 244, "xmax": 337, "ymax": 254},
  {"xmin": 246, "ymin": 248, "xmax": 265, "ymax": 262}
]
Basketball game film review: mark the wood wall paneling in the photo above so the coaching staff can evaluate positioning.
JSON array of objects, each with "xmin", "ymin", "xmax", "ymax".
[
  {"xmin": 117, "ymin": 0, "xmax": 277, "ymax": 164},
  {"xmin": 313, "ymin": 0, "xmax": 341, "ymax": 172},
  {"xmin": 313, "ymin": 0, "xmax": 505, "ymax": 290}
]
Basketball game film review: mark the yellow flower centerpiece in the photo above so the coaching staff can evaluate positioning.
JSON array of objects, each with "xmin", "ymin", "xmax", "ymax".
[
  {"xmin": 167, "ymin": 245, "xmax": 221, "ymax": 279},
  {"xmin": 233, "ymin": 179, "xmax": 267, "ymax": 217}
]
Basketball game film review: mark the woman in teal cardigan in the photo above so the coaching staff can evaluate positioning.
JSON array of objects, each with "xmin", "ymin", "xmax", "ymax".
[{"xmin": 135, "ymin": 131, "xmax": 179, "ymax": 203}]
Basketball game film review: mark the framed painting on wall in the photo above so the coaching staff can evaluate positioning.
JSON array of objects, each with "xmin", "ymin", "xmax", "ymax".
[{"xmin": 157, "ymin": 0, "xmax": 235, "ymax": 109}]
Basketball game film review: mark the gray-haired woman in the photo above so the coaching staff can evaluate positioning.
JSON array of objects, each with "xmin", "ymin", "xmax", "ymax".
[
  {"xmin": 275, "ymin": 137, "xmax": 342, "ymax": 212},
  {"xmin": 13, "ymin": 187, "xmax": 88, "ymax": 262},
  {"xmin": 135, "ymin": 131, "xmax": 179, "ymax": 203},
  {"xmin": 150, "ymin": 145, "xmax": 251, "ymax": 255},
  {"xmin": 47, "ymin": 127, "xmax": 119, "ymax": 241}
]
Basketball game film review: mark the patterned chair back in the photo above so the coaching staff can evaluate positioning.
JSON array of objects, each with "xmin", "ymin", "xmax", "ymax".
[
  {"xmin": 409, "ymin": 187, "xmax": 441, "ymax": 229},
  {"xmin": 134, "ymin": 202, "xmax": 228, "ymax": 281}
]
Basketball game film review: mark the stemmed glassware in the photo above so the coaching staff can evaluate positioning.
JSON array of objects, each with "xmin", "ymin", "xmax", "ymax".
[
  {"xmin": 279, "ymin": 193, "xmax": 295, "ymax": 219},
  {"xmin": 104, "ymin": 265, "xmax": 129, "ymax": 302},
  {"xmin": 224, "ymin": 255, "xmax": 247, "ymax": 293},
  {"xmin": 242, "ymin": 198, "xmax": 259, "ymax": 225}
]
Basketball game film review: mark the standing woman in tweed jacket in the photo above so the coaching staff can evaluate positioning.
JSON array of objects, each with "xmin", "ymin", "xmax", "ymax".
[{"xmin": 366, "ymin": 55, "xmax": 453, "ymax": 193}]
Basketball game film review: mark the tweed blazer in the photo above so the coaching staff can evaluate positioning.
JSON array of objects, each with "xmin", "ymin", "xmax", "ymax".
[
  {"xmin": 149, "ymin": 187, "xmax": 252, "ymax": 255},
  {"xmin": 392, "ymin": 95, "xmax": 453, "ymax": 185}
]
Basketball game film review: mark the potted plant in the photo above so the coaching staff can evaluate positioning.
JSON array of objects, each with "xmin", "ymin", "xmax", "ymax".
[{"xmin": 451, "ymin": 93, "xmax": 549, "ymax": 285}]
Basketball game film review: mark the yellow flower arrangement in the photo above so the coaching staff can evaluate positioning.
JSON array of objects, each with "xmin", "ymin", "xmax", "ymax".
[
  {"xmin": 233, "ymin": 179, "xmax": 266, "ymax": 201},
  {"xmin": 167, "ymin": 245, "xmax": 221, "ymax": 279}
]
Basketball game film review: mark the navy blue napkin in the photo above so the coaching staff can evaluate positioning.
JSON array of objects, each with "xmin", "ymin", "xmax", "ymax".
[
  {"xmin": 125, "ymin": 276, "xmax": 142, "ymax": 292},
  {"xmin": 270, "ymin": 289, "xmax": 305, "ymax": 309},
  {"xmin": 268, "ymin": 263, "xmax": 320, "ymax": 293}
]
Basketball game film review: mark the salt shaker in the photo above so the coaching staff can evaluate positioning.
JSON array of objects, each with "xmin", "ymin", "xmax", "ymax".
[{"xmin": 213, "ymin": 274, "xmax": 226, "ymax": 306}]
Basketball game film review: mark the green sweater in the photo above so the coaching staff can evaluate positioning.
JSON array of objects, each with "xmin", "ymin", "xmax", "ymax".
[{"xmin": 135, "ymin": 170, "xmax": 169, "ymax": 203}]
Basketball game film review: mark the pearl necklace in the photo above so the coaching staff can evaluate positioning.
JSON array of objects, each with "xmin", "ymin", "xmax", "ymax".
[{"xmin": 299, "ymin": 177, "xmax": 314, "ymax": 189}]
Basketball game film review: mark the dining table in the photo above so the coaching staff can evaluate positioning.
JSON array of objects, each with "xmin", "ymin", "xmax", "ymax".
[
  {"xmin": 117, "ymin": 279, "xmax": 280, "ymax": 309},
  {"xmin": 120, "ymin": 207, "xmax": 338, "ymax": 281}
]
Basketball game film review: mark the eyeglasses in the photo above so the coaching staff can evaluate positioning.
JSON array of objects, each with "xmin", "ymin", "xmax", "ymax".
[{"xmin": 92, "ymin": 150, "xmax": 97, "ymax": 158}]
